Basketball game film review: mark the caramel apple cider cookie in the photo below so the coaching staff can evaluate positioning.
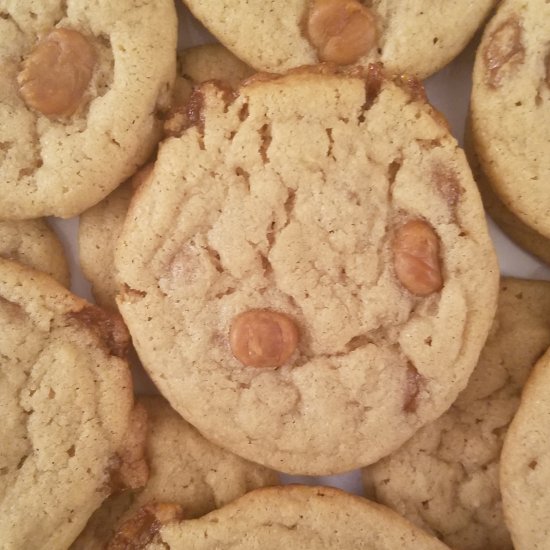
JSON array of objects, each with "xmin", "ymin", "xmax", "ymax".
[
  {"xmin": 470, "ymin": 0, "xmax": 550, "ymax": 239},
  {"xmin": 0, "ymin": 258, "xmax": 145, "ymax": 550},
  {"xmin": 181, "ymin": 0, "xmax": 495, "ymax": 78},
  {"xmin": 106, "ymin": 486, "xmax": 451, "ymax": 550},
  {"xmin": 72, "ymin": 396, "xmax": 277, "ymax": 550},
  {"xmin": 0, "ymin": 0, "xmax": 177, "ymax": 219},
  {"xmin": 79, "ymin": 44, "xmax": 253, "ymax": 310},
  {"xmin": 363, "ymin": 278, "xmax": 550, "ymax": 550},
  {"xmin": 115, "ymin": 68, "xmax": 499, "ymax": 475},
  {"xmin": 0, "ymin": 219, "xmax": 70, "ymax": 286},
  {"xmin": 501, "ymin": 348, "xmax": 550, "ymax": 550}
]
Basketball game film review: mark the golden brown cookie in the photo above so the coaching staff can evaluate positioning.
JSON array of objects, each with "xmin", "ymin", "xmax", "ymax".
[
  {"xmin": 363, "ymin": 278, "xmax": 550, "ymax": 550},
  {"xmin": 0, "ymin": 258, "xmax": 144, "ymax": 549},
  {"xmin": 115, "ymin": 67, "xmax": 498, "ymax": 475}
]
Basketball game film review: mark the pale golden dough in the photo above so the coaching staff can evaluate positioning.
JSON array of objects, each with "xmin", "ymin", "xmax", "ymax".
[
  {"xmin": 0, "ymin": 218, "xmax": 70, "ymax": 286},
  {"xmin": 363, "ymin": 278, "xmax": 550, "ymax": 550},
  {"xmin": 72, "ymin": 396, "xmax": 277, "ymax": 550},
  {"xmin": 181, "ymin": 0, "xmax": 495, "ymax": 77},
  {"xmin": 471, "ymin": 0, "xmax": 550, "ymax": 238},
  {"xmin": 0, "ymin": 0, "xmax": 177, "ymax": 219},
  {"xmin": 115, "ymin": 69, "xmax": 498, "ymax": 474},
  {"xmin": 0, "ymin": 258, "xmax": 137, "ymax": 550}
]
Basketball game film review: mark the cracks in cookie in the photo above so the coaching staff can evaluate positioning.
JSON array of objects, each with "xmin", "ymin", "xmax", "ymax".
[
  {"xmin": 325, "ymin": 128, "xmax": 335, "ymax": 160},
  {"xmin": 259, "ymin": 123, "xmax": 272, "ymax": 163},
  {"xmin": 204, "ymin": 244, "xmax": 224, "ymax": 274},
  {"xmin": 535, "ymin": 51, "xmax": 550, "ymax": 106},
  {"xmin": 403, "ymin": 363, "xmax": 423, "ymax": 413},
  {"xmin": 235, "ymin": 166, "xmax": 250, "ymax": 193},
  {"xmin": 238, "ymin": 102, "xmax": 249, "ymax": 122},
  {"xmin": 358, "ymin": 63, "xmax": 384, "ymax": 123}
]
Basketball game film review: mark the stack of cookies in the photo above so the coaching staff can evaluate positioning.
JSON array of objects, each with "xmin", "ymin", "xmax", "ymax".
[{"xmin": 1, "ymin": 1, "xmax": 549, "ymax": 549}]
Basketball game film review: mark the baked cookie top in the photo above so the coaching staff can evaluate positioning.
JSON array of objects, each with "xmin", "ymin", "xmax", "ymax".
[
  {"xmin": 115, "ymin": 67, "xmax": 498, "ymax": 475},
  {"xmin": 0, "ymin": 0, "xmax": 177, "ymax": 219},
  {"xmin": 501, "ymin": 348, "xmax": 550, "ymax": 549},
  {"xmin": 72, "ymin": 396, "xmax": 277, "ymax": 550},
  {"xmin": 181, "ymin": 0, "xmax": 495, "ymax": 78},
  {"xmin": 79, "ymin": 44, "xmax": 253, "ymax": 310},
  {"xmin": 471, "ymin": 0, "xmax": 550, "ymax": 238},
  {"xmin": 106, "ymin": 485, "xmax": 450, "ymax": 549},
  {"xmin": 0, "ymin": 219, "xmax": 70, "ymax": 286},
  {"xmin": 363, "ymin": 278, "xmax": 550, "ymax": 550},
  {"xmin": 0, "ymin": 258, "xmax": 140, "ymax": 549}
]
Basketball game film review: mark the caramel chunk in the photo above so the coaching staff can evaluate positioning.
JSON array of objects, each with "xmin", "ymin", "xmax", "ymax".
[
  {"xmin": 306, "ymin": 0, "xmax": 377, "ymax": 65},
  {"xmin": 484, "ymin": 18, "xmax": 524, "ymax": 88},
  {"xmin": 230, "ymin": 309, "xmax": 299, "ymax": 368},
  {"xmin": 18, "ymin": 28, "xmax": 97, "ymax": 117},
  {"xmin": 392, "ymin": 220, "xmax": 443, "ymax": 296}
]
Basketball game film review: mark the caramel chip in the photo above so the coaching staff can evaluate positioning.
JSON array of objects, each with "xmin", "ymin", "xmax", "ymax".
[
  {"xmin": 18, "ymin": 28, "xmax": 97, "ymax": 117},
  {"xmin": 230, "ymin": 309, "xmax": 299, "ymax": 368}
]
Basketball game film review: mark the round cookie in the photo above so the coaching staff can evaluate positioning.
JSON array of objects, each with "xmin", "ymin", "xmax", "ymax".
[
  {"xmin": 106, "ymin": 485, "xmax": 450, "ymax": 549},
  {"xmin": 0, "ymin": 257, "xmax": 144, "ymax": 549},
  {"xmin": 79, "ymin": 45, "xmax": 253, "ymax": 310},
  {"xmin": 0, "ymin": 219, "xmax": 70, "ymax": 286},
  {"xmin": 72, "ymin": 396, "xmax": 278, "ymax": 550},
  {"xmin": 0, "ymin": 0, "xmax": 177, "ymax": 219},
  {"xmin": 464, "ymin": 124, "xmax": 550, "ymax": 266},
  {"xmin": 362, "ymin": 278, "xmax": 550, "ymax": 550},
  {"xmin": 115, "ymin": 67, "xmax": 499, "ymax": 474},
  {"xmin": 180, "ymin": 0, "xmax": 495, "ymax": 78},
  {"xmin": 470, "ymin": 0, "xmax": 550, "ymax": 239},
  {"xmin": 501, "ymin": 348, "xmax": 550, "ymax": 549}
]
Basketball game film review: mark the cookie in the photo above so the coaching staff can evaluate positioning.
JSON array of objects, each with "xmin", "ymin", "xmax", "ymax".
[
  {"xmin": 181, "ymin": 0, "xmax": 495, "ymax": 78},
  {"xmin": 79, "ymin": 45, "xmax": 253, "ymax": 310},
  {"xmin": 464, "ymin": 124, "xmax": 550, "ymax": 266},
  {"xmin": 72, "ymin": 396, "xmax": 278, "ymax": 549},
  {"xmin": 362, "ymin": 278, "xmax": 550, "ymax": 550},
  {"xmin": 470, "ymin": 0, "xmax": 550, "ymax": 239},
  {"xmin": 115, "ymin": 67, "xmax": 498, "ymax": 474},
  {"xmin": 0, "ymin": 219, "xmax": 70, "ymax": 286},
  {"xmin": 0, "ymin": 0, "xmax": 177, "ymax": 219},
  {"xmin": 500, "ymin": 348, "xmax": 550, "ymax": 549},
  {"xmin": 106, "ymin": 485, "xmax": 450, "ymax": 549},
  {"xmin": 0, "ymin": 258, "xmax": 145, "ymax": 549}
]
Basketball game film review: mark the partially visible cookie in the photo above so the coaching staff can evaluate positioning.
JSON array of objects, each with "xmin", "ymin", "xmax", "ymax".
[
  {"xmin": 464, "ymin": 124, "xmax": 550, "ymax": 266},
  {"xmin": 470, "ymin": 0, "xmax": 550, "ymax": 238},
  {"xmin": 79, "ymin": 45, "xmax": 253, "ymax": 309},
  {"xmin": 501, "ymin": 348, "xmax": 550, "ymax": 549},
  {"xmin": 181, "ymin": 0, "xmax": 495, "ymax": 78},
  {"xmin": 362, "ymin": 278, "xmax": 550, "ymax": 550},
  {"xmin": 0, "ymin": 258, "xmax": 143, "ymax": 549},
  {"xmin": 0, "ymin": 0, "xmax": 177, "ymax": 219},
  {"xmin": 106, "ymin": 485, "xmax": 450, "ymax": 549},
  {"xmin": 0, "ymin": 218, "xmax": 70, "ymax": 286},
  {"xmin": 72, "ymin": 396, "xmax": 278, "ymax": 549}
]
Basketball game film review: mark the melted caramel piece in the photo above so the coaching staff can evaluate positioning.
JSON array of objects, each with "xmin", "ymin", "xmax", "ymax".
[
  {"xmin": 392, "ymin": 220, "xmax": 443, "ymax": 296},
  {"xmin": 230, "ymin": 309, "xmax": 299, "ymax": 368},
  {"xmin": 306, "ymin": 0, "xmax": 377, "ymax": 65},
  {"xmin": 18, "ymin": 28, "xmax": 97, "ymax": 117}
]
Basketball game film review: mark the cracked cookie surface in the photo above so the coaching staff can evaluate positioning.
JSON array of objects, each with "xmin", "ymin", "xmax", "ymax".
[
  {"xmin": 0, "ymin": 219, "xmax": 70, "ymax": 285},
  {"xmin": 181, "ymin": 0, "xmax": 495, "ymax": 78},
  {"xmin": 501, "ymin": 348, "xmax": 550, "ymax": 549},
  {"xmin": 107, "ymin": 485, "xmax": 450, "ymax": 549},
  {"xmin": 362, "ymin": 278, "xmax": 550, "ymax": 550},
  {"xmin": 0, "ymin": 258, "xmax": 137, "ymax": 549},
  {"xmin": 0, "ymin": 0, "xmax": 176, "ymax": 219},
  {"xmin": 72, "ymin": 396, "xmax": 277, "ymax": 550},
  {"xmin": 79, "ymin": 44, "xmax": 253, "ymax": 310},
  {"xmin": 115, "ymin": 68, "xmax": 498, "ymax": 475},
  {"xmin": 471, "ymin": 0, "xmax": 550, "ymax": 239}
]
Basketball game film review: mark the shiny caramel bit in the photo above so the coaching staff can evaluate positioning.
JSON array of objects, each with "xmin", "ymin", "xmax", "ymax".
[
  {"xmin": 484, "ymin": 18, "xmax": 524, "ymax": 88},
  {"xmin": 306, "ymin": 0, "xmax": 377, "ymax": 65},
  {"xmin": 392, "ymin": 219, "xmax": 443, "ymax": 296},
  {"xmin": 18, "ymin": 28, "xmax": 97, "ymax": 117},
  {"xmin": 230, "ymin": 309, "xmax": 299, "ymax": 368}
]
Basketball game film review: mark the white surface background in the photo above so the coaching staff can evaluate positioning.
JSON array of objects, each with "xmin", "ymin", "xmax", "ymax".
[{"xmin": 48, "ymin": 3, "xmax": 550, "ymax": 495}]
